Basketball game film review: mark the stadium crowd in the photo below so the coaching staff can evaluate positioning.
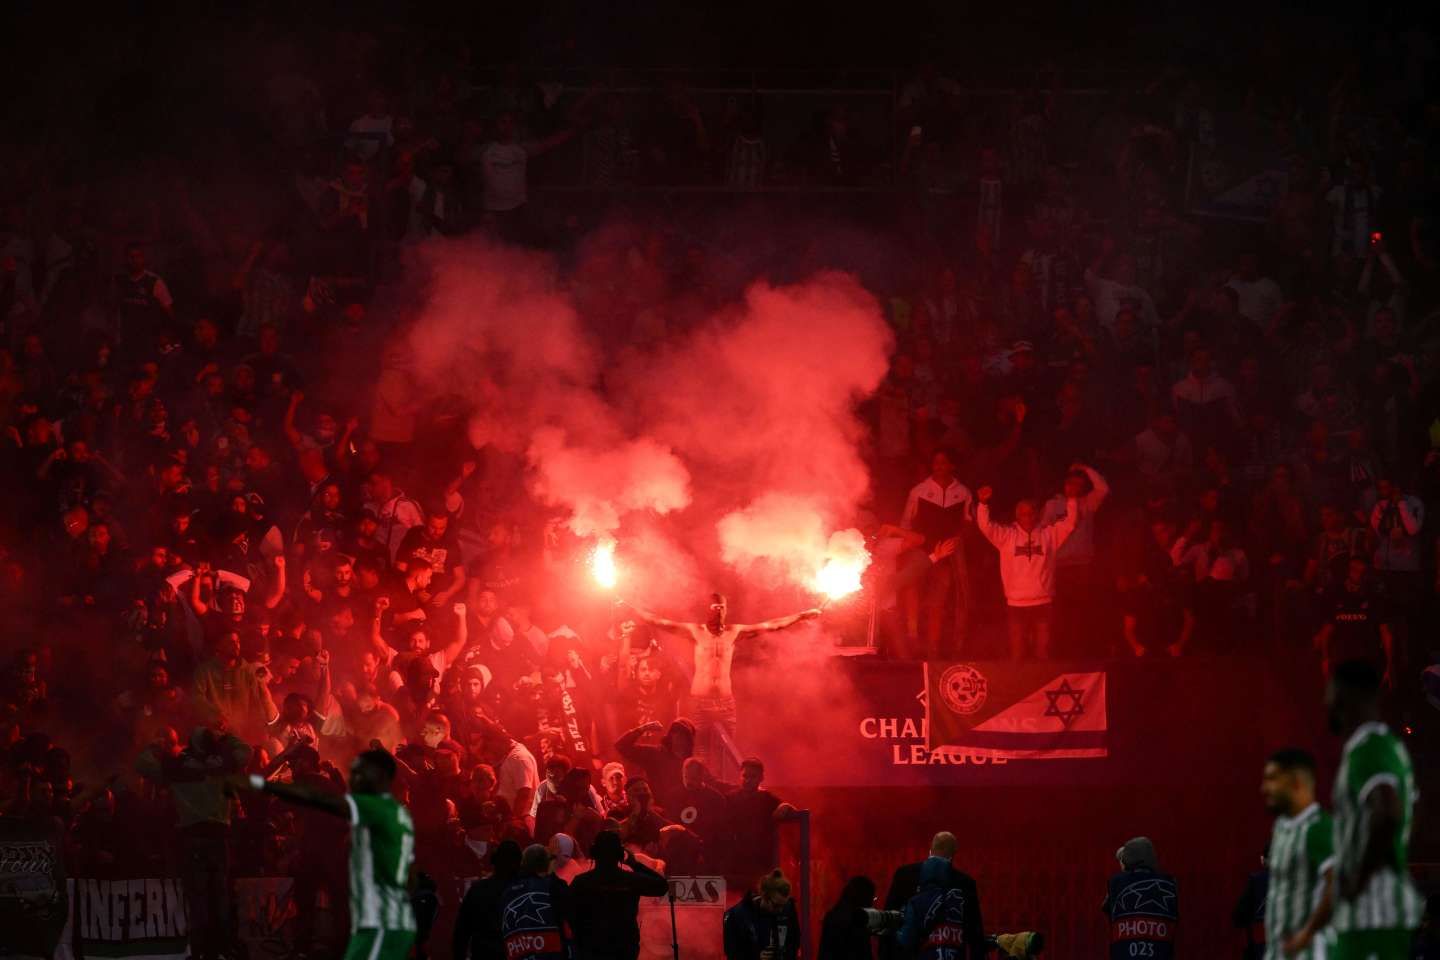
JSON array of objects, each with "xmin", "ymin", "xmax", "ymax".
[{"xmin": 0, "ymin": 8, "xmax": 1439, "ymax": 960}]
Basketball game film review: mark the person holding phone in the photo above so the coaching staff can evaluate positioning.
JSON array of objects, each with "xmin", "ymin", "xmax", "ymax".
[
  {"xmin": 566, "ymin": 830, "xmax": 669, "ymax": 960},
  {"xmin": 724, "ymin": 870, "xmax": 801, "ymax": 960}
]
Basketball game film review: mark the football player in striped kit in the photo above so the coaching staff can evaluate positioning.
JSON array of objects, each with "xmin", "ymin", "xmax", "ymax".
[
  {"xmin": 1259, "ymin": 748, "xmax": 1333, "ymax": 959},
  {"xmin": 1287, "ymin": 661, "xmax": 1422, "ymax": 959},
  {"xmin": 239, "ymin": 748, "xmax": 417, "ymax": 960}
]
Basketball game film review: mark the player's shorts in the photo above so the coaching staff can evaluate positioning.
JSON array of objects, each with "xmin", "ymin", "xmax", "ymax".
[
  {"xmin": 345, "ymin": 927, "xmax": 416, "ymax": 960},
  {"xmin": 1333, "ymin": 929, "xmax": 1412, "ymax": 960}
]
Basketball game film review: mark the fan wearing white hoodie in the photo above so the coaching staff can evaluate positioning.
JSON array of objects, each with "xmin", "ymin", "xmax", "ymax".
[{"xmin": 976, "ymin": 486, "xmax": 1078, "ymax": 660}]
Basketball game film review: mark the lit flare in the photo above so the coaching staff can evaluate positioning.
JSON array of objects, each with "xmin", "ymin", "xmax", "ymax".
[
  {"xmin": 813, "ymin": 543, "xmax": 870, "ymax": 603},
  {"xmin": 590, "ymin": 537, "xmax": 619, "ymax": 590}
]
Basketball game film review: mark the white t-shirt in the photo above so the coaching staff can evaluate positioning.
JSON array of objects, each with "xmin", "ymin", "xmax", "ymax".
[
  {"xmin": 1225, "ymin": 275, "xmax": 1282, "ymax": 326},
  {"xmin": 492, "ymin": 618, "xmax": 549, "ymax": 660},
  {"xmin": 480, "ymin": 141, "xmax": 532, "ymax": 211},
  {"xmin": 1084, "ymin": 267, "xmax": 1158, "ymax": 331},
  {"xmin": 497, "ymin": 741, "xmax": 540, "ymax": 810}
]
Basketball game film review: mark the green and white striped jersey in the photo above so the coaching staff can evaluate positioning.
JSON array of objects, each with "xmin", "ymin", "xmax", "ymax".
[
  {"xmin": 1331, "ymin": 722, "xmax": 1423, "ymax": 935},
  {"xmin": 1264, "ymin": 802, "xmax": 1334, "ymax": 960},
  {"xmin": 346, "ymin": 792, "xmax": 417, "ymax": 932}
]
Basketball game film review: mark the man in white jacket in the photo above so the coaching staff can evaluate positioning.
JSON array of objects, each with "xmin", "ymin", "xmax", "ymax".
[{"xmin": 976, "ymin": 485, "xmax": 1077, "ymax": 660}]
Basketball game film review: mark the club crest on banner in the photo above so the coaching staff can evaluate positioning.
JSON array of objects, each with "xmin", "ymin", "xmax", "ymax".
[{"xmin": 938, "ymin": 664, "xmax": 988, "ymax": 715}]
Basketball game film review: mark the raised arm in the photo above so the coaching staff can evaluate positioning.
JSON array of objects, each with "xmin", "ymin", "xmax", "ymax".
[
  {"xmin": 615, "ymin": 616, "xmax": 635, "ymax": 692},
  {"xmin": 445, "ymin": 460, "xmax": 475, "ymax": 502},
  {"xmin": 528, "ymin": 127, "xmax": 577, "ymax": 158},
  {"xmin": 876, "ymin": 522, "xmax": 926, "ymax": 551},
  {"xmin": 1170, "ymin": 522, "xmax": 1201, "ymax": 569},
  {"xmin": 240, "ymin": 774, "xmax": 348, "ymax": 817},
  {"xmin": 189, "ymin": 563, "xmax": 212, "ymax": 617},
  {"xmin": 436, "ymin": 603, "xmax": 468, "ymax": 670},
  {"xmin": 282, "ymin": 391, "xmax": 304, "ymax": 449},
  {"xmin": 735, "ymin": 607, "xmax": 822, "ymax": 636},
  {"xmin": 314, "ymin": 649, "xmax": 332, "ymax": 715},
  {"xmin": 990, "ymin": 403, "xmax": 1028, "ymax": 463},
  {"xmin": 263, "ymin": 556, "xmax": 287, "ymax": 610},
  {"xmin": 621, "ymin": 602, "xmax": 692, "ymax": 634},
  {"xmin": 257, "ymin": 674, "xmax": 280, "ymax": 728},
  {"xmin": 371, "ymin": 597, "xmax": 395, "ymax": 663},
  {"xmin": 1078, "ymin": 463, "xmax": 1109, "ymax": 510},
  {"xmin": 36, "ymin": 447, "xmax": 66, "ymax": 480},
  {"xmin": 615, "ymin": 720, "xmax": 665, "ymax": 756},
  {"xmin": 973, "ymin": 487, "xmax": 1006, "ymax": 547},
  {"xmin": 261, "ymin": 737, "xmax": 309, "ymax": 778},
  {"xmin": 300, "ymin": 564, "xmax": 323, "ymax": 604},
  {"xmin": 90, "ymin": 451, "xmax": 126, "ymax": 484},
  {"xmin": 335, "ymin": 417, "xmax": 360, "ymax": 472},
  {"xmin": 1050, "ymin": 497, "xmax": 1079, "ymax": 547},
  {"xmin": 624, "ymin": 849, "xmax": 671, "ymax": 897}
]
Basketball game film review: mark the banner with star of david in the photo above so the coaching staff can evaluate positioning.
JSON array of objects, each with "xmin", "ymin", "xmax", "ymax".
[{"xmin": 924, "ymin": 662, "xmax": 1107, "ymax": 759}]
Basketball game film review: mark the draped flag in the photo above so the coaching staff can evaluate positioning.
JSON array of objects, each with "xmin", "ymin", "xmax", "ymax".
[{"xmin": 925, "ymin": 662, "xmax": 1107, "ymax": 759}]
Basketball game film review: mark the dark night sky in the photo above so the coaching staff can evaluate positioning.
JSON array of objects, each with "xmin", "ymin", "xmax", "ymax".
[{"xmin": 0, "ymin": 0, "xmax": 1421, "ymax": 172}]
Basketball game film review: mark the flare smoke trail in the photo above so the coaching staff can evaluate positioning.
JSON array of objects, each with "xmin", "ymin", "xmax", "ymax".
[
  {"xmin": 402, "ymin": 238, "xmax": 893, "ymax": 606},
  {"xmin": 624, "ymin": 272, "xmax": 892, "ymax": 593}
]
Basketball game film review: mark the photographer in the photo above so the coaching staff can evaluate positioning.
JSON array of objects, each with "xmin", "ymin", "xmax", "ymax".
[
  {"xmin": 724, "ymin": 870, "xmax": 801, "ymax": 960},
  {"xmin": 1103, "ymin": 837, "xmax": 1178, "ymax": 960},
  {"xmin": 882, "ymin": 832, "xmax": 985, "ymax": 960},
  {"xmin": 453, "ymin": 841, "xmax": 523, "ymax": 960},
  {"xmin": 898, "ymin": 855, "xmax": 986, "ymax": 960},
  {"xmin": 567, "ymin": 830, "xmax": 669, "ymax": 960},
  {"xmin": 820, "ymin": 875, "xmax": 886, "ymax": 960}
]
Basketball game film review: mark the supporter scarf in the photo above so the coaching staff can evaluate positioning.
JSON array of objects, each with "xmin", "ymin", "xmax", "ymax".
[{"xmin": 557, "ymin": 687, "xmax": 588, "ymax": 756}]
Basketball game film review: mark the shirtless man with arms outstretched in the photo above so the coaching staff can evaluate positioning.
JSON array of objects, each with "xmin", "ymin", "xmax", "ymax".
[{"xmin": 621, "ymin": 593, "xmax": 820, "ymax": 777}]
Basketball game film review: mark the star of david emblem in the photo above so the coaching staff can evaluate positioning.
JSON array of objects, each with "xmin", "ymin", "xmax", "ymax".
[
  {"xmin": 502, "ymin": 891, "xmax": 552, "ymax": 930},
  {"xmin": 1043, "ymin": 679, "xmax": 1085, "ymax": 728}
]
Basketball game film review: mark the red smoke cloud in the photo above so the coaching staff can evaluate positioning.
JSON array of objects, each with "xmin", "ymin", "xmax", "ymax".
[
  {"xmin": 528, "ymin": 428, "xmax": 691, "ymax": 538},
  {"xmin": 403, "ymin": 240, "xmax": 893, "ymax": 610},
  {"xmin": 629, "ymin": 272, "xmax": 891, "ymax": 594}
]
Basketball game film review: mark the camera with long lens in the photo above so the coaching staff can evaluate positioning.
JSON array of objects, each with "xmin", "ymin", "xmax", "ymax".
[
  {"xmin": 863, "ymin": 908, "xmax": 904, "ymax": 934},
  {"xmin": 985, "ymin": 931, "xmax": 1044, "ymax": 956}
]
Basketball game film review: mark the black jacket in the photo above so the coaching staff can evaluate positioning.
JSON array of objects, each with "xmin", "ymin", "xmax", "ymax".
[
  {"xmin": 880, "ymin": 860, "xmax": 985, "ymax": 960},
  {"xmin": 724, "ymin": 893, "xmax": 801, "ymax": 960},
  {"xmin": 1231, "ymin": 869, "xmax": 1267, "ymax": 960},
  {"xmin": 499, "ymin": 873, "xmax": 572, "ymax": 960},
  {"xmin": 452, "ymin": 868, "xmax": 518, "ymax": 960},
  {"xmin": 567, "ymin": 859, "xmax": 670, "ymax": 959},
  {"xmin": 819, "ymin": 902, "xmax": 875, "ymax": 960},
  {"xmin": 614, "ymin": 720, "xmax": 693, "ymax": 812}
]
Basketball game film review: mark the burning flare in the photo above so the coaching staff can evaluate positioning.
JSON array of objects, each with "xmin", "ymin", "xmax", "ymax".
[
  {"xmin": 813, "ymin": 530, "xmax": 871, "ymax": 602},
  {"xmin": 590, "ymin": 537, "xmax": 619, "ymax": 590}
]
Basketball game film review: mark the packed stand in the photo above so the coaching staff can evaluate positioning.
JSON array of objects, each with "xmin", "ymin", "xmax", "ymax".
[
  {"xmin": 0, "ymin": 18, "xmax": 1437, "ymax": 960},
  {"xmin": 870, "ymin": 60, "xmax": 1440, "ymax": 711}
]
